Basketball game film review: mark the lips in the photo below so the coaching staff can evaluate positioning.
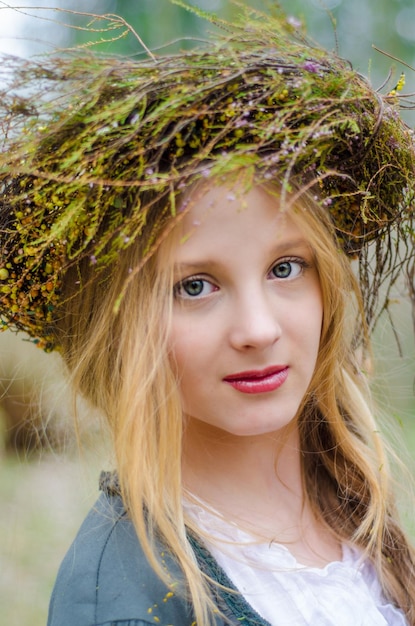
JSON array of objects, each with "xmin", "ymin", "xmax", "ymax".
[{"xmin": 223, "ymin": 366, "xmax": 289, "ymax": 394}]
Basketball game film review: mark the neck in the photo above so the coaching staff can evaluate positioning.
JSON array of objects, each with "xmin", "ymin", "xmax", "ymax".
[
  {"xmin": 182, "ymin": 420, "xmax": 341, "ymax": 566},
  {"xmin": 183, "ymin": 421, "xmax": 304, "ymax": 535}
]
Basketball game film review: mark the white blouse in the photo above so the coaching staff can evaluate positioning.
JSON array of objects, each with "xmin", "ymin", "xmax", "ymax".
[{"xmin": 184, "ymin": 500, "xmax": 408, "ymax": 626}]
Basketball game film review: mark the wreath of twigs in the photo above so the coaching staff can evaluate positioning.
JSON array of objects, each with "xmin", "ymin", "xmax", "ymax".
[{"xmin": 0, "ymin": 1, "xmax": 414, "ymax": 351}]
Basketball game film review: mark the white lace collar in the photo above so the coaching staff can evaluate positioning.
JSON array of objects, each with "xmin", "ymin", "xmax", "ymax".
[{"xmin": 184, "ymin": 498, "xmax": 408, "ymax": 626}]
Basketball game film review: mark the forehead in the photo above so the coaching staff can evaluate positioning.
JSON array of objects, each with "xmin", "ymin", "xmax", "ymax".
[{"xmin": 159, "ymin": 181, "xmax": 313, "ymax": 267}]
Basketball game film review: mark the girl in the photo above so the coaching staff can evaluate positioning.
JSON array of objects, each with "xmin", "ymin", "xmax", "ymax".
[{"xmin": 0, "ymin": 5, "xmax": 414, "ymax": 625}]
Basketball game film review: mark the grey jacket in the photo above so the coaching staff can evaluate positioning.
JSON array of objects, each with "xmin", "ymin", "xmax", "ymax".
[{"xmin": 47, "ymin": 476, "xmax": 270, "ymax": 626}]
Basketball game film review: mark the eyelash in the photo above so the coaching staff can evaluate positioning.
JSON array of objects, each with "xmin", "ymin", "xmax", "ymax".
[
  {"xmin": 173, "ymin": 257, "xmax": 310, "ymax": 300},
  {"xmin": 270, "ymin": 257, "xmax": 310, "ymax": 280},
  {"xmin": 173, "ymin": 276, "xmax": 216, "ymax": 300}
]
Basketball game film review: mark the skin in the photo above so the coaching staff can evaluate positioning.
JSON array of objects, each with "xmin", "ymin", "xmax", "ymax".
[{"xmin": 166, "ymin": 182, "xmax": 340, "ymax": 566}]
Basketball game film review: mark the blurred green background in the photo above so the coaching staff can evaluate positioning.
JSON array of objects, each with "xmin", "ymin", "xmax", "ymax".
[{"xmin": 0, "ymin": 2, "xmax": 414, "ymax": 625}]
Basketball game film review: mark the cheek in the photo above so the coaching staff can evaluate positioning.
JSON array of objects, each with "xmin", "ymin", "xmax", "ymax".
[
  {"xmin": 167, "ymin": 328, "xmax": 202, "ymax": 414},
  {"xmin": 301, "ymin": 291, "xmax": 324, "ymax": 358},
  {"xmin": 315, "ymin": 296, "xmax": 324, "ymax": 340},
  {"xmin": 306, "ymin": 297, "xmax": 324, "ymax": 382},
  {"xmin": 168, "ymin": 318, "xmax": 198, "ymax": 380}
]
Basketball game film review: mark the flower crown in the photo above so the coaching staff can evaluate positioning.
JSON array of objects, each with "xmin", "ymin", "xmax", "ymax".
[{"xmin": 0, "ymin": 4, "xmax": 414, "ymax": 351}]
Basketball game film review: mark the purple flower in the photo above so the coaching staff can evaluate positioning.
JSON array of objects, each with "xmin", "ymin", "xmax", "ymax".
[
  {"xmin": 303, "ymin": 61, "xmax": 320, "ymax": 74},
  {"xmin": 179, "ymin": 199, "xmax": 189, "ymax": 213},
  {"xmin": 235, "ymin": 119, "xmax": 248, "ymax": 128},
  {"xmin": 287, "ymin": 16, "xmax": 302, "ymax": 29}
]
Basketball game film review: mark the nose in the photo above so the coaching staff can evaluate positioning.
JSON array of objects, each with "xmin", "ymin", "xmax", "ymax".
[{"xmin": 229, "ymin": 288, "xmax": 282, "ymax": 351}]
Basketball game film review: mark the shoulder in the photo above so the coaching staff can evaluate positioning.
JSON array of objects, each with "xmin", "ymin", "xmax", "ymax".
[{"xmin": 47, "ymin": 490, "xmax": 194, "ymax": 626}]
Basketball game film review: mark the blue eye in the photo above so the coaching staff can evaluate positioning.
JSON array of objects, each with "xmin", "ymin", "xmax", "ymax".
[
  {"xmin": 182, "ymin": 279, "xmax": 205, "ymax": 296},
  {"xmin": 271, "ymin": 259, "xmax": 304, "ymax": 280},
  {"xmin": 174, "ymin": 277, "xmax": 216, "ymax": 299}
]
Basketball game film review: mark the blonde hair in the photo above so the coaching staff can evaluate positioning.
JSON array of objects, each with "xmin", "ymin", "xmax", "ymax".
[
  {"xmin": 56, "ymin": 185, "xmax": 415, "ymax": 626},
  {"xmin": 57, "ymin": 208, "xmax": 218, "ymax": 623},
  {"xmin": 288, "ymin": 193, "xmax": 415, "ymax": 621}
]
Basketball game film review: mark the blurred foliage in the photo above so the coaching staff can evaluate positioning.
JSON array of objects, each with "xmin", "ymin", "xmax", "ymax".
[
  {"xmin": 67, "ymin": 1, "xmax": 415, "ymax": 94},
  {"xmin": 57, "ymin": 0, "xmax": 415, "ymax": 124}
]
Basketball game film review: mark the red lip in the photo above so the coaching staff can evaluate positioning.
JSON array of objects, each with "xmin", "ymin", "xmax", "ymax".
[{"xmin": 223, "ymin": 366, "xmax": 289, "ymax": 394}]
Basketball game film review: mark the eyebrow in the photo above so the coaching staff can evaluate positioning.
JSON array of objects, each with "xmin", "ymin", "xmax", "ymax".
[
  {"xmin": 270, "ymin": 238, "xmax": 311, "ymax": 254},
  {"xmin": 173, "ymin": 238, "xmax": 312, "ymax": 274}
]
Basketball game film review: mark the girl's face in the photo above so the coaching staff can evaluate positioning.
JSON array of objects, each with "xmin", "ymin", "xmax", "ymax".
[{"xmin": 168, "ymin": 183, "xmax": 323, "ymax": 439}]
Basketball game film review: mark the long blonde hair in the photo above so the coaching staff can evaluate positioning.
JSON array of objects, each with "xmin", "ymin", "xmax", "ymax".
[
  {"xmin": 289, "ymin": 194, "xmax": 415, "ymax": 621},
  {"xmin": 56, "ymin": 185, "xmax": 415, "ymax": 625}
]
